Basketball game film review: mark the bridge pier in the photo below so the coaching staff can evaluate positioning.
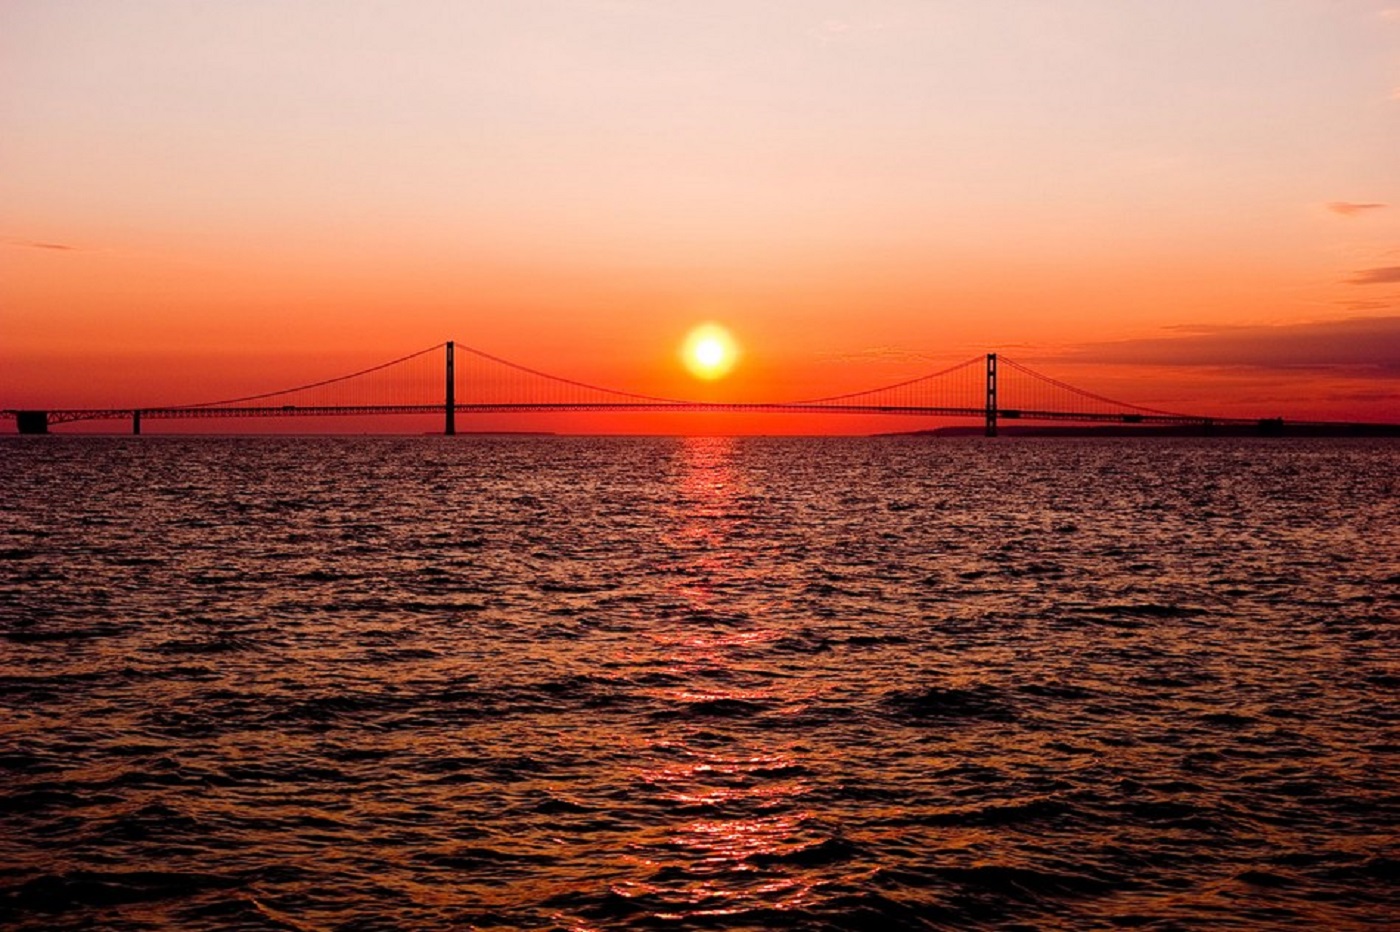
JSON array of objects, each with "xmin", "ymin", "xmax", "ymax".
[
  {"xmin": 16, "ymin": 411, "xmax": 49, "ymax": 435},
  {"xmin": 133, "ymin": 410, "xmax": 141, "ymax": 435},
  {"xmin": 985, "ymin": 353, "xmax": 998, "ymax": 437},
  {"xmin": 445, "ymin": 341, "xmax": 456, "ymax": 436}
]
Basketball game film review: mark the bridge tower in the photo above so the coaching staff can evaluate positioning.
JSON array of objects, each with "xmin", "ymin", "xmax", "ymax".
[
  {"xmin": 445, "ymin": 341, "xmax": 456, "ymax": 436},
  {"xmin": 985, "ymin": 353, "xmax": 998, "ymax": 437},
  {"xmin": 16, "ymin": 411, "xmax": 48, "ymax": 435}
]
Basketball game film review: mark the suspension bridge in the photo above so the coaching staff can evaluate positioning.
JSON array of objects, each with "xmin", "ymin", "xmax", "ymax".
[{"xmin": 1, "ymin": 341, "xmax": 1306, "ymax": 436}]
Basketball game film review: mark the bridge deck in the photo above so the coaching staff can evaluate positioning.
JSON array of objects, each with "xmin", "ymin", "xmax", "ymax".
[
  {"xmin": 3, "ymin": 346, "xmax": 1378, "ymax": 432},
  {"xmin": 4, "ymin": 402, "xmax": 1257, "ymax": 427}
]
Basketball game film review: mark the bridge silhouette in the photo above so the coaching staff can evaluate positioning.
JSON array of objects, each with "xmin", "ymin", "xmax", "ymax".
[{"xmin": 1, "ymin": 341, "xmax": 1306, "ymax": 436}]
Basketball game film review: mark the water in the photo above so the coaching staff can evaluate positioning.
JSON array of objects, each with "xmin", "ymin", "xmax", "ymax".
[{"xmin": 1, "ymin": 436, "xmax": 1395, "ymax": 930}]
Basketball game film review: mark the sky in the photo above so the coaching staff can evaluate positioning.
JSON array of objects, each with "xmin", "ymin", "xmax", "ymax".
[{"xmin": 2, "ymin": 0, "xmax": 1398, "ymax": 432}]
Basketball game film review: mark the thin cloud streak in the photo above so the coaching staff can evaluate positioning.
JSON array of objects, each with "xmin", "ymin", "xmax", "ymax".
[
  {"xmin": 819, "ymin": 346, "xmax": 947, "ymax": 365},
  {"xmin": 1347, "ymin": 267, "xmax": 1400, "ymax": 285},
  {"xmin": 1058, "ymin": 316, "xmax": 1400, "ymax": 376},
  {"xmin": 1327, "ymin": 201, "xmax": 1387, "ymax": 216},
  {"xmin": 3, "ymin": 238, "xmax": 78, "ymax": 251}
]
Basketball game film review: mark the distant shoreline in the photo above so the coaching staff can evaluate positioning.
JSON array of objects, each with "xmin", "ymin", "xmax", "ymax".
[{"xmin": 885, "ymin": 423, "xmax": 1400, "ymax": 438}]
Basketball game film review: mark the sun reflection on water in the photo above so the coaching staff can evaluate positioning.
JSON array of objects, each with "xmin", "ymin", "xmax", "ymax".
[{"xmin": 611, "ymin": 436, "xmax": 833, "ymax": 919}]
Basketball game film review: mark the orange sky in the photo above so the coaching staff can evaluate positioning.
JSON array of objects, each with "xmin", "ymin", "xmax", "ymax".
[{"xmin": 3, "ymin": 1, "xmax": 1398, "ymax": 433}]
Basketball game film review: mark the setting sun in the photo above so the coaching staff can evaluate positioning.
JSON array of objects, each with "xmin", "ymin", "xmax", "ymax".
[{"xmin": 681, "ymin": 323, "xmax": 739, "ymax": 381}]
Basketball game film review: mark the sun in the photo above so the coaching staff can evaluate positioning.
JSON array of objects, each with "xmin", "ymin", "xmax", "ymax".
[{"xmin": 681, "ymin": 323, "xmax": 739, "ymax": 381}]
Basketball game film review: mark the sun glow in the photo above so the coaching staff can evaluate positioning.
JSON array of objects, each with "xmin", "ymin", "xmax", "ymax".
[{"xmin": 681, "ymin": 323, "xmax": 739, "ymax": 381}]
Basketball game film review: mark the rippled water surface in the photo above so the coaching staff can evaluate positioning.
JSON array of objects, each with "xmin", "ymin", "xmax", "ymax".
[{"xmin": 1, "ymin": 436, "xmax": 1396, "ymax": 930}]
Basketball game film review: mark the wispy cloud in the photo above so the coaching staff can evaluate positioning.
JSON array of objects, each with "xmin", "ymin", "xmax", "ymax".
[
  {"xmin": 1158, "ymin": 323, "xmax": 1241, "ymax": 335},
  {"xmin": 3, "ymin": 237, "xmax": 78, "ymax": 251},
  {"xmin": 1327, "ymin": 201, "xmax": 1387, "ymax": 216},
  {"xmin": 821, "ymin": 345, "xmax": 941, "ymax": 364},
  {"xmin": 1059, "ymin": 316, "xmax": 1400, "ymax": 376},
  {"xmin": 1348, "ymin": 266, "xmax": 1400, "ymax": 285}
]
